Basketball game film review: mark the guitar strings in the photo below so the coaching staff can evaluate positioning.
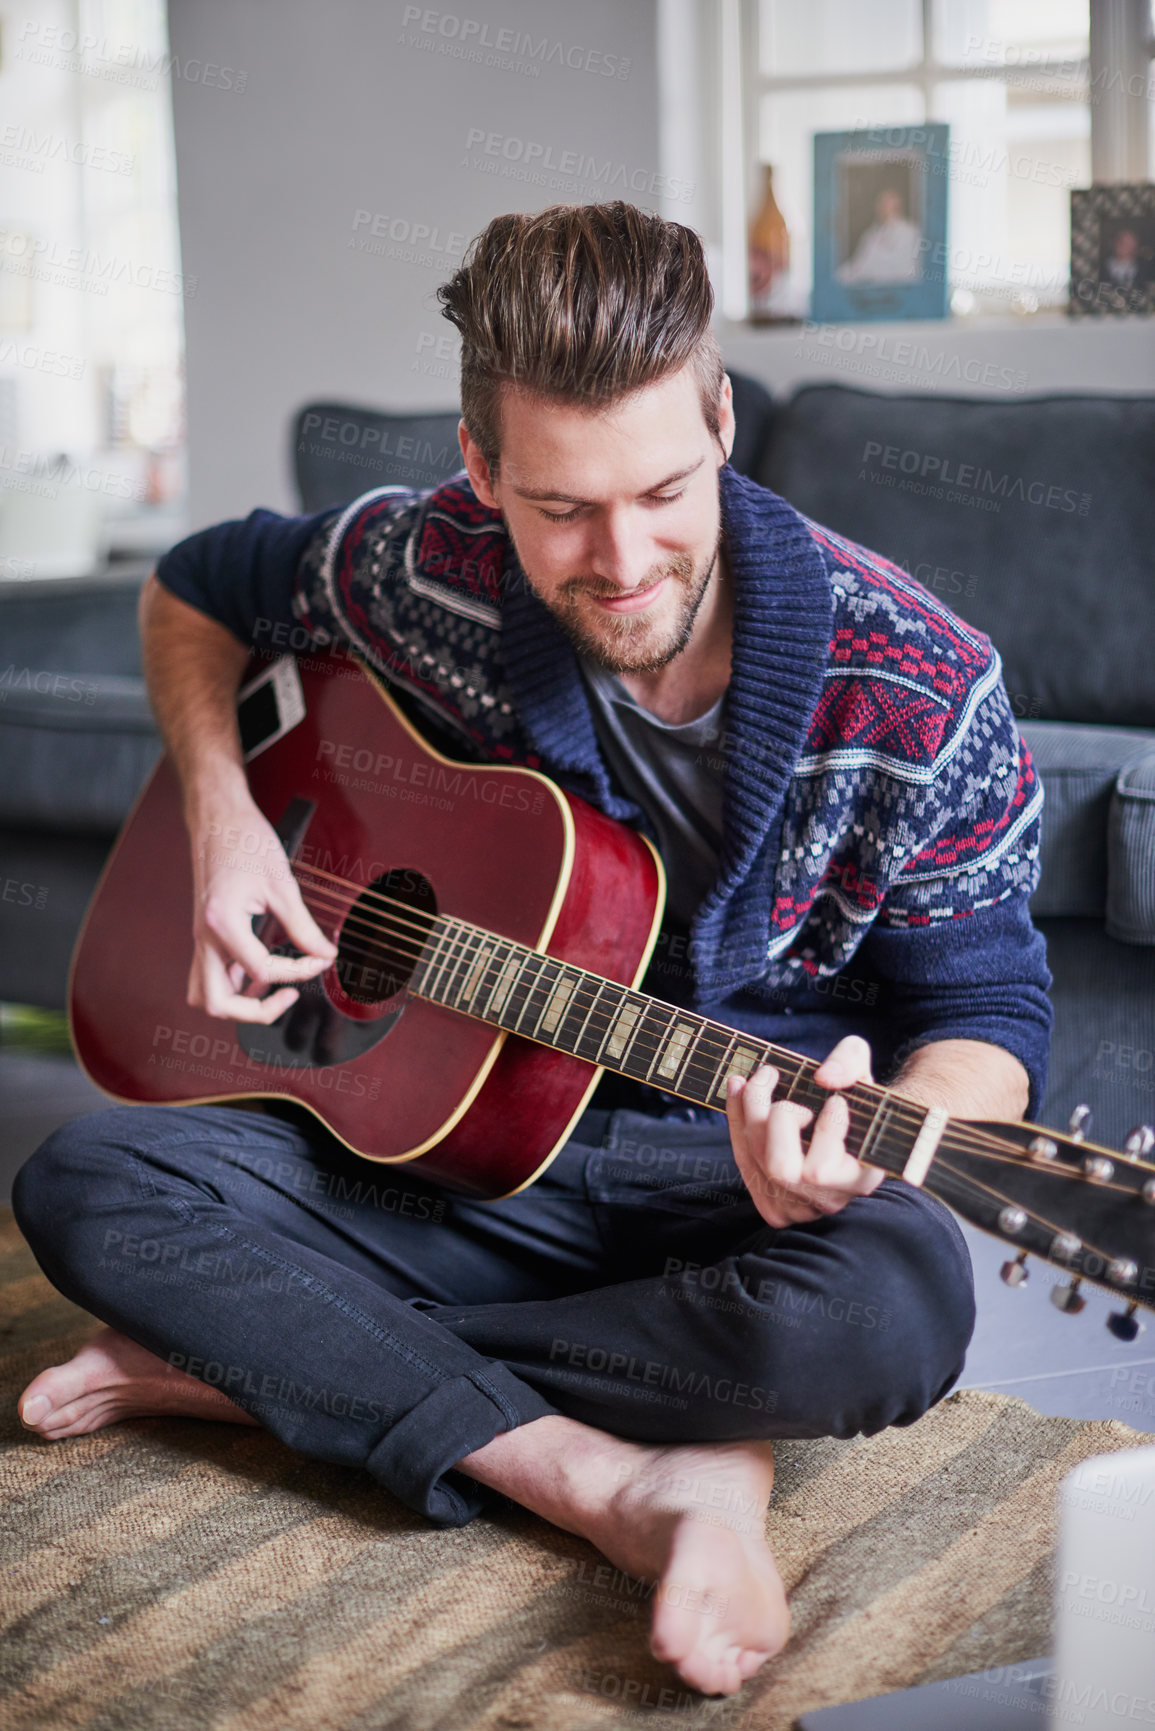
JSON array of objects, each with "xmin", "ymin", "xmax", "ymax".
[
  {"xmin": 282, "ymin": 863, "xmax": 1151, "ymax": 1204},
  {"xmin": 230, "ymin": 862, "xmax": 1144, "ymax": 1285},
  {"xmin": 286, "ymin": 865, "xmax": 1123, "ymax": 1174},
  {"xmin": 272, "ymin": 869, "xmax": 1108, "ymax": 1190}
]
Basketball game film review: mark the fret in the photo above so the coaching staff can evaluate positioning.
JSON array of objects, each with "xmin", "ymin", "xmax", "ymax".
[
  {"xmin": 673, "ymin": 1018, "xmax": 711, "ymax": 1097},
  {"xmin": 501, "ymin": 949, "xmax": 542, "ymax": 1030},
  {"xmin": 654, "ymin": 1017, "xmax": 698, "ymax": 1082},
  {"xmin": 485, "ymin": 943, "xmax": 522, "ymax": 1019},
  {"xmin": 856, "ymin": 1092, "xmax": 891, "ymax": 1166},
  {"xmin": 617, "ymin": 993, "xmax": 650, "ymax": 1070},
  {"xmin": 709, "ymin": 1039, "xmax": 767, "ymax": 1101},
  {"xmin": 539, "ymin": 966, "xmax": 578, "ymax": 1037},
  {"xmin": 518, "ymin": 954, "xmax": 557, "ymax": 1034},
  {"xmin": 456, "ymin": 934, "xmax": 495, "ymax": 1008},
  {"xmin": 781, "ymin": 1060, "xmax": 804, "ymax": 1102},
  {"xmin": 709, "ymin": 1034, "xmax": 740, "ymax": 1103},
  {"xmin": 527, "ymin": 957, "xmax": 563, "ymax": 1036},
  {"xmin": 637, "ymin": 1003, "xmax": 682, "ymax": 1080},
  {"xmin": 421, "ymin": 919, "xmax": 458, "ymax": 1000},
  {"xmin": 901, "ymin": 1105, "xmax": 949, "ymax": 1187},
  {"xmin": 599, "ymin": 989, "xmax": 641, "ymax": 1063},
  {"xmin": 441, "ymin": 922, "xmax": 476, "ymax": 1005},
  {"xmin": 554, "ymin": 974, "xmax": 601, "ymax": 1055},
  {"xmin": 571, "ymin": 976, "xmax": 610, "ymax": 1060}
]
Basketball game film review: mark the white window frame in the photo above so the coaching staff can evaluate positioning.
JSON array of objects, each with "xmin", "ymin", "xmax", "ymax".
[{"xmin": 704, "ymin": 0, "xmax": 1154, "ymax": 319}]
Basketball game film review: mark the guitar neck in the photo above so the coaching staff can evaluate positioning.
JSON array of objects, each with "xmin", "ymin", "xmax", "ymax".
[{"xmin": 412, "ymin": 914, "xmax": 944, "ymax": 1185}]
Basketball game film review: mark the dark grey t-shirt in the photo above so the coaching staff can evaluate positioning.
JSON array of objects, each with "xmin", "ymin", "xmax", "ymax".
[{"xmin": 577, "ymin": 654, "xmax": 727, "ymax": 926}]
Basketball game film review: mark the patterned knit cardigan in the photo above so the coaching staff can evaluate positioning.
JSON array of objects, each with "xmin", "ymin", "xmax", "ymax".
[{"xmin": 156, "ymin": 462, "xmax": 1053, "ymax": 1107}]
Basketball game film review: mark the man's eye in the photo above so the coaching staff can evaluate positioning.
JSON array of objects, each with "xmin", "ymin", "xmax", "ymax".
[{"xmin": 539, "ymin": 489, "xmax": 686, "ymax": 523}]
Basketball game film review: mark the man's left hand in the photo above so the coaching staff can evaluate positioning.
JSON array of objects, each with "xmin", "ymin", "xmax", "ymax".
[{"xmin": 725, "ymin": 1035, "xmax": 886, "ymax": 1227}]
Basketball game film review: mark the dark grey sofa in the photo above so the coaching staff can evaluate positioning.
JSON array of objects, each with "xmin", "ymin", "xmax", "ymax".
[
  {"xmin": 758, "ymin": 386, "xmax": 1155, "ymax": 1148},
  {"xmin": 2, "ymin": 380, "xmax": 1151, "ymax": 1155}
]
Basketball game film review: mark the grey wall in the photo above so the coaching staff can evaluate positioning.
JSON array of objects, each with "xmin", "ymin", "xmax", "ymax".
[{"xmin": 166, "ymin": 0, "xmax": 659, "ymax": 527}]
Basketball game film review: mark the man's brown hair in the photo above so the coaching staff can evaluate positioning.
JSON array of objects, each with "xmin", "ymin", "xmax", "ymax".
[{"xmin": 437, "ymin": 201, "xmax": 725, "ymax": 473}]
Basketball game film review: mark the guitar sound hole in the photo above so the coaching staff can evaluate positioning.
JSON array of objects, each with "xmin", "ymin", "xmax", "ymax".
[{"xmin": 336, "ymin": 867, "xmax": 436, "ymax": 1005}]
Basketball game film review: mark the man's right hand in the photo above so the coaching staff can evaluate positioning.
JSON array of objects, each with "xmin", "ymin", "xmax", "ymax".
[{"xmin": 187, "ymin": 797, "xmax": 338, "ymax": 1024}]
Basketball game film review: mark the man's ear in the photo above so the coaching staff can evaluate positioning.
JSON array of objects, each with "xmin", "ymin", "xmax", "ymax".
[
  {"xmin": 716, "ymin": 374, "xmax": 736, "ymax": 466},
  {"xmin": 458, "ymin": 417, "xmax": 499, "ymax": 508}
]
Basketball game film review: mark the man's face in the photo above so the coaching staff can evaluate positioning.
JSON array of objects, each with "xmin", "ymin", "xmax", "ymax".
[{"xmin": 460, "ymin": 364, "xmax": 733, "ymax": 674}]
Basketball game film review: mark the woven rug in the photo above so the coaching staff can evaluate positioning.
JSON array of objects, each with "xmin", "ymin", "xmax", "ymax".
[{"xmin": 2, "ymin": 1207, "xmax": 1151, "ymax": 1731}]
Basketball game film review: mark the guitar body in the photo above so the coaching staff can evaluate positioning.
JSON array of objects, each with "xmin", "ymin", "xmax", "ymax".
[{"xmin": 69, "ymin": 653, "xmax": 665, "ymax": 1197}]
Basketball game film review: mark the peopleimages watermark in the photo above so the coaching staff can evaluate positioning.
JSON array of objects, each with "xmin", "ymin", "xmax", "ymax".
[
  {"xmin": 799, "ymin": 323, "xmax": 1028, "ymax": 394},
  {"xmin": 1060, "ymin": 1455, "xmax": 1155, "ymax": 1523},
  {"xmin": 0, "ymin": 665, "xmax": 99, "ymax": 705},
  {"xmin": 461, "ymin": 129, "xmax": 694, "ymax": 204},
  {"xmin": 1, "ymin": 876, "xmax": 49, "ymax": 911},
  {"xmin": 0, "ymin": 446, "xmax": 146, "ymax": 503},
  {"xmin": 0, "ymin": 230, "xmax": 195, "ymax": 299},
  {"xmin": 297, "ymin": 402, "xmax": 457, "ymax": 484},
  {"xmin": 0, "ymin": 124, "xmax": 134, "ymax": 177},
  {"xmin": 399, "ymin": 7, "xmax": 632, "ymax": 80},
  {"xmin": 165, "ymin": 1353, "xmax": 385, "ymax": 1422},
  {"xmin": 16, "ymin": 19, "xmax": 248, "ymax": 93},
  {"xmin": 860, "ymin": 440, "xmax": 1090, "ymax": 516},
  {"xmin": 854, "ymin": 123, "xmax": 1077, "ymax": 192},
  {"xmin": 148, "ymin": 1022, "xmax": 384, "ymax": 1102},
  {"xmin": 0, "ymin": 337, "xmax": 85, "ymax": 380},
  {"xmin": 548, "ymin": 1336, "xmax": 777, "ymax": 1414},
  {"xmin": 349, "ymin": 207, "xmax": 465, "ymax": 271}
]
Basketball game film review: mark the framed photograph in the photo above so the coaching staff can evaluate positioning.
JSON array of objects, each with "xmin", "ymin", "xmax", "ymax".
[
  {"xmin": 1069, "ymin": 184, "xmax": 1155, "ymax": 317},
  {"xmin": 811, "ymin": 124, "xmax": 949, "ymax": 324}
]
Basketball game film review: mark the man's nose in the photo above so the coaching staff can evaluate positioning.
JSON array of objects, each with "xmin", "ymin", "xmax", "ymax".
[{"xmin": 587, "ymin": 510, "xmax": 653, "ymax": 589}]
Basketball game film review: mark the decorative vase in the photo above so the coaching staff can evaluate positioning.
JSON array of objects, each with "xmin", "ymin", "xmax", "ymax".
[{"xmin": 748, "ymin": 164, "xmax": 791, "ymax": 321}]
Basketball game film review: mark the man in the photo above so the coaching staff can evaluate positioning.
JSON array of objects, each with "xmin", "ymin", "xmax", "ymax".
[
  {"xmin": 837, "ymin": 186, "xmax": 922, "ymax": 284},
  {"xmin": 15, "ymin": 202, "xmax": 1050, "ymax": 1699}
]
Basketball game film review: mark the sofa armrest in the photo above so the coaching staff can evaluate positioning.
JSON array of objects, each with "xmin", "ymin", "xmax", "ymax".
[
  {"xmin": 1021, "ymin": 721, "xmax": 1155, "ymax": 932},
  {"xmin": 1108, "ymin": 745, "xmax": 1155, "ymax": 946}
]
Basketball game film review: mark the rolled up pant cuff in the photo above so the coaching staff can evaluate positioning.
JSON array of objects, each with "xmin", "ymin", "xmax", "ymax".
[{"xmin": 365, "ymin": 1365, "xmax": 557, "ymax": 1527}]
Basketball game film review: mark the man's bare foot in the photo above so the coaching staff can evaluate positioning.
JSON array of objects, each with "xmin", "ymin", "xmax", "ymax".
[
  {"xmin": 460, "ymin": 1418, "xmax": 789, "ymax": 1697},
  {"xmin": 17, "ymin": 1327, "xmax": 260, "ymax": 1440}
]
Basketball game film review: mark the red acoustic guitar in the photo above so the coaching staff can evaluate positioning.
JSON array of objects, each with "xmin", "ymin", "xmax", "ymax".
[{"xmin": 70, "ymin": 651, "xmax": 1155, "ymax": 1332}]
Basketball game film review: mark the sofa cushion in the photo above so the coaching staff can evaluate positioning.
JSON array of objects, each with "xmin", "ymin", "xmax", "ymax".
[
  {"xmin": 760, "ymin": 385, "xmax": 1155, "ymax": 728},
  {"xmin": 1108, "ymin": 746, "xmax": 1155, "ymax": 946},
  {"xmin": 0, "ymin": 672, "xmax": 160, "ymax": 833},
  {"xmin": 1021, "ymin": 721, "xmax": 1155, "ymax": 939}
]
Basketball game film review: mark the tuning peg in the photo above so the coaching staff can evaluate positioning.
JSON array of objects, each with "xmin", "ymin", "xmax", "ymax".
[
  {"xmin": 1107, "ymin": 1303, "xmax": 1146, "ymax": 1343},
  {"xmin": 1000, "ymin": 1253, "xmax": 1030, "ymax": 1288},
  {"xmin": 1124, "ymin": 1125, "xmax": 1155, "ymax": 1162},
  {"xmin": 1068, "ymin": 1104, "xmax": 1092, "ymax": 1142},
  {"xmin": 1051, "ymin": 1278, "xmax": 1086, "ymax": 1314}
]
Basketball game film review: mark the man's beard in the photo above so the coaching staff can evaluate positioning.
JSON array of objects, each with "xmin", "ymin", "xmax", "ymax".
[{"xmin": 514, "ymin": 532, "xmax": 723, "ymax": 676}]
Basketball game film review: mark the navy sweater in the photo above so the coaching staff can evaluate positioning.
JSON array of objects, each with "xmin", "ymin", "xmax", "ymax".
[{"xmin": 156, "ymin": 464, "xmax": 1053, "ymax": 1112}]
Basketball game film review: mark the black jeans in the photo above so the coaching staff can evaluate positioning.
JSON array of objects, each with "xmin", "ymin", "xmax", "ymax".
[{"xmin": 13, "ymin": 1096, "xmax": 975, "ymax": 1527}]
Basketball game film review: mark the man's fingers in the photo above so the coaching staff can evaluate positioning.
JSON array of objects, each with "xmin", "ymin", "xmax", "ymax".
[
  {"xmin": 763, "ymin": 1099, "xmax": 812, "ymax": 1190},
  {"xmin": 813, "ymin": 1034, "xmax": 874, "ymax": 1090},
  {"xmin": 200, "ymin": 902, "xmax": 330, "ymax": 984},
  {"xmin": 198, "ymin": 946, "xmax": 301, "ymax": 1024},
  {"xmin": 799, "ymin": 1093, "xmax": 861, "ymax": 1189},
  {"xmin": 268, "ymin": 882, "xmax": 339, "ymax": 963}
]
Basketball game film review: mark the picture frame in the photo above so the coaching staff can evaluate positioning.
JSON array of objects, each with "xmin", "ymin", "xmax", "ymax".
[
  {"xmin": 1069, "ymin": 184, "xmax": 1155, "ymax": 318},
  {"xmin": 811, "ymin": 124, "xmax": 949, "ymax": 325}
]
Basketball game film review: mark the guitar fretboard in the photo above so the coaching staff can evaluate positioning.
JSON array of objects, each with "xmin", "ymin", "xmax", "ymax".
[{"xmin": 411, "ymin": 914, "xmax": 936, "ymax": 1183}]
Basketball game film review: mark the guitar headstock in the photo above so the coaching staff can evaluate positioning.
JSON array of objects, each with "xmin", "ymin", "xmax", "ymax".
[{"xmin": 925, "ymin": 1110, "xmax": 1155, "ymax": 1339}]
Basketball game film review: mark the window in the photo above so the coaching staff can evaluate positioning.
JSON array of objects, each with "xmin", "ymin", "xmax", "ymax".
[
  {"xmin": 746, "ymin": 0, "xmax": 1094, "ymax": 314},
  {"xmin": 0, "ymin": 0, "xmax": 185, "ymax": 579}
]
